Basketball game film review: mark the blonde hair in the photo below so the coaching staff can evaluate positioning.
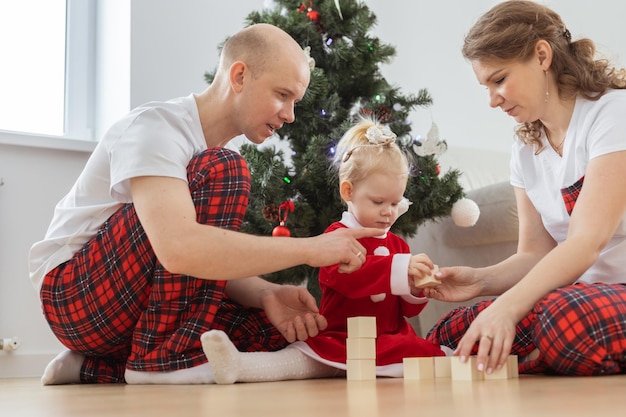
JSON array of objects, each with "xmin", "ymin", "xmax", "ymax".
[
  {"xmin": 333, "ymin": 117, "xmax": 409, "ymax": 187},
  {"xmin": 462, "ymin": 0, "xmax": 626, "ymax": 153}
]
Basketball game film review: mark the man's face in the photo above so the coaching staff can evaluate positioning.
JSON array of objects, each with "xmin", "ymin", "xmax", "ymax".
[{"xmin": 238, "ymin": 57, "xmax": 310, "ymax": 144}]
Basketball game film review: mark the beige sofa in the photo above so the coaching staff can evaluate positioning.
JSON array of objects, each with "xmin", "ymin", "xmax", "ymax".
[{"xmin": 406, "ymin": 146, "xmax": 519, "ymax": 337}]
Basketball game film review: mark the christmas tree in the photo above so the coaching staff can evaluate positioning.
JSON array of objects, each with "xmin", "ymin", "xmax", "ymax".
[{"xmin": 206, "ymin": 0, "xmax": 465, "ymax": 298}]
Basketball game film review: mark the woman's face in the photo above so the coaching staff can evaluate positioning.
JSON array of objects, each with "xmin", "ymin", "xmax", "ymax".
[{"xmin": 472, "ymin": 57, "xmax": 547, "ymax": 124}]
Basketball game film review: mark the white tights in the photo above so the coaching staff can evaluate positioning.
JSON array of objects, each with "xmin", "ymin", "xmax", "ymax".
[{"xmin": 200, "ymin": 330, "xmax": 340, "ymax": 384}]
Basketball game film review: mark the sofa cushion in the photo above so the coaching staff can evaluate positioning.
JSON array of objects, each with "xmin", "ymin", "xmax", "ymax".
[{"xmin": 441, "ymin": 181, "xmax": 518, "ymax": 248}]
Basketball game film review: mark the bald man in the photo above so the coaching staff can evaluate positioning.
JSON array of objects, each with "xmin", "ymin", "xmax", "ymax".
[{"xmin": 31, "ymin": 23, "xmax": 379, "ymax": 385}]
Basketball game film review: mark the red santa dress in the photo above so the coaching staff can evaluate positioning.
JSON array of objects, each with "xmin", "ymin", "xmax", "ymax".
[{"xmin": 292, "ymin": 212, "xmax": 446, "ymax": 377}]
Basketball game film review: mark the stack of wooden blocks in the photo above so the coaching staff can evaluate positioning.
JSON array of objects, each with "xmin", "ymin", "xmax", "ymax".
[
  {"xmin": 346, "ymin": 316, "xmax": 377, "ymax": 381},
  {"xmin": 345, "ymin": 316, "xmax": 519, "ymax": 381}
]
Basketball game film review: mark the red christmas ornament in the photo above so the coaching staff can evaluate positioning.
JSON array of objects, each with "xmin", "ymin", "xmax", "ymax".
[
  {"xmin": 298, "ymin": 1, "xmax": 320, "ymax": 22},
  {"xmin": 307, "ymin": 9, "xmax": 320, "ymax": 21},
  {"xmin": 436, "ymin": 164, "xmax": 441, "ymax": 175},
  {"xmin": 272, "ymin": 224, "xmax": 291, "ymax": 237},
  {"xmin": 272, "ymin": 200, "xmax": 295, "ymax": 237}
]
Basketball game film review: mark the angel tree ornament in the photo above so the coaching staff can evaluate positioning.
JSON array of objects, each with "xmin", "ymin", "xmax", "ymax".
[
  {"xmin": 414, "ymin": 122, "xmax": 448, "ymax": 157},
  {"xmin": 303, "ymin": 46, "xmax": 316, "ymax": 71},
  {"xmin": 413, "ymin": 121, "xmax": 480, "ymax": 227},
  {"xmin": 272, "ymin": 200, "xmax": 295, "ymax": 237}
]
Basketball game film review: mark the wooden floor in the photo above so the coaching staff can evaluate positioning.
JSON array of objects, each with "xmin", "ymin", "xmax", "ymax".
[{"xmin": 2, "ymin": 375, "xmax": 626, "ymax": 417}]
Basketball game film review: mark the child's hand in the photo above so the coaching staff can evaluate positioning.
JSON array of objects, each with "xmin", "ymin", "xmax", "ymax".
[{"xmin": 408, "ymin": 253, "xmax": 441, "ymax": 290}]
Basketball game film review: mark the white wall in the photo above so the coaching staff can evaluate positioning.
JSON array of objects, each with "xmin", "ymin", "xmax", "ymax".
[
  {"xmin": 1, "ymin": 0, "xmax": 625, "ymax": 378},
  {"xmin": 0, "ymin": 141, "xmax": 91, "ymax": 377},
  {"xmin": 126, "ymin": 0, "xmax": 626, "ymax": 153}
]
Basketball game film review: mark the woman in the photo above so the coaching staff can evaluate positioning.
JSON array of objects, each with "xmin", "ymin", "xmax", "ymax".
[{"xmin": 425, "ymin": 0, "xmax": 626, "ymax": 376}]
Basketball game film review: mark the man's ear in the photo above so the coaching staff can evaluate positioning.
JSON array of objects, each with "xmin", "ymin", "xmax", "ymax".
[
  {"xmin": 339, "ymin": 181, "xmax": 353, "ymax": 202},
  {"xmin": 229, "ymin": 61, "xmax": 247, "ymax": 93}
]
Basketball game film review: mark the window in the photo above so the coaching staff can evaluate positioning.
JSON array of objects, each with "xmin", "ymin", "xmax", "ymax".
[{"xmin": 0, "ymin": 0, "xmax": 95, "ymax": 140}]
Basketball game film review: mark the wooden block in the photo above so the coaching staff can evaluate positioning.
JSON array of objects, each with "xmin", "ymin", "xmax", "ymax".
[
  {"xmin": 413, "ymin": 266, "xmax": 442, "ymax": 288},
  {"xmin": 347, "ymin": 316, "xmax": 377, "ymax": 339},
  {"xmin": 484, "ymin": 355, "xmax": 519, "ymax": 380},
  {"xmin": 347, "ymin": 337, "xmax": 376, "ymax": 360},
  {"xmin": 508, "ymin": 355, "xmax": 519, "ymax": 378},
  {"xmin": 484, "ymin": 364, "xmax": 508, "ymax": 380},
  {"xmin": 403, "ymin": 357, "xmax": 435, "ymax": 380},
  {"xmin": 434, "ymin": 356, "xmax": 451, "ymax": 378},
  {"xmin": 347, "ymin": 359, "xmax": 376, "ymax": 381},
  {"xmin": 451, "ymin": 356, "xmax": 483, "ymax": 381}
]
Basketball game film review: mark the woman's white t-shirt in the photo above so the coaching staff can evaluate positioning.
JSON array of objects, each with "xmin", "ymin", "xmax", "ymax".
[
  {"xmin": 29, "ymin": 94, "xmax": 208, "ymax": 291},
  {"xmin": 510, "ymin": 89, "xmax": 626, "ymax": 284}
]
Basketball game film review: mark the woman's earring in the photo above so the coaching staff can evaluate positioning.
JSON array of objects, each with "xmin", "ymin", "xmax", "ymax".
[{"xmin": 544, "ymin": 71, "xmax": 549, "ymax": 103}]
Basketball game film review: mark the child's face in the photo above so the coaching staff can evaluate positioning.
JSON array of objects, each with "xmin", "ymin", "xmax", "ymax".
[{"xmin": 345, "ymin": 172, "xmax": 407, "ymax": 230}]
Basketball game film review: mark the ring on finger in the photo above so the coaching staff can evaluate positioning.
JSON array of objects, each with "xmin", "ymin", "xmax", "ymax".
[
  {"xmin": 482, "ymin": 335, "xmax": 494, "ymax": 341},
  {"xmin": 355, "ymin": 251, "xmax": 362, "ymax": 258}
]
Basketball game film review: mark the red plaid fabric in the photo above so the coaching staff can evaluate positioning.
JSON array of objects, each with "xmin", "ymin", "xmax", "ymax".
[
  {"xmin": 524, "ymin": 282, "xmax": 626, "ymax": 375},
  {"xmin": 425, "ymin": 299, "xmax": 537, "ymax": 360},
  {"xmin": 40, "ymin": 148, "xmax": 286, "ymax": 383},
  {"xmin": 561, "ymin": 175, "xmax": 584, "ymax": 215},
  {"xmin": 426, "ymin": 282, "xmax": 626, "ymax": 376}
]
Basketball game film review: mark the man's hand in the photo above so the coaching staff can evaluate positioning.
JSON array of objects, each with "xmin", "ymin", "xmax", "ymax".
[
  {"xmin": 307, "ymin": 227, "xmax": 380, "ymax": 274},
  {"xmin": 261, "ymin": 285, "xmax": 328, "ymax": 343}
]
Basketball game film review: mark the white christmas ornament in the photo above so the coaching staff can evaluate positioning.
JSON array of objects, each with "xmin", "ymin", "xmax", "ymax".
[
  {"xmin": 451, "ymin": 198, "xmax": 480, "ymax": 227},
  {"xmin": 414, "ymin": 121, "xmax": 448, "ymax": 156},
  {"xmin": 303, "ymin": 46, "xmax": 315, "ymax": 71}
]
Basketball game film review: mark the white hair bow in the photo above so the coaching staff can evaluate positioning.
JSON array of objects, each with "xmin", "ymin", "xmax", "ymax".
[{"xmin": 365, "ymin": 125, "xmax": 396, "ymax": 145}]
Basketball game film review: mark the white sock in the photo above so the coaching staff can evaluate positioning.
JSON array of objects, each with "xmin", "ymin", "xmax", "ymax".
[
  {"xmin": 440, "ymin": 345, "xmax": 455, "ymax": 356},
  {"xmin": 124, "ymin": 363, "xmax": 215, "ymax": 385},
  {"xmin": 41, "ymin": 350, "xmax": 85, "ymax": 385},
  {"xmin": 201, "ymin": 329, "xmax": 338, "ymax": 384}
]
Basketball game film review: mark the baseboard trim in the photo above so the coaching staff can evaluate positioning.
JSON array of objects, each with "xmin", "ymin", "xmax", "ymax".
[{"xmin": 0, "ymin": 353, "xmax": 56, "ymax": 378}]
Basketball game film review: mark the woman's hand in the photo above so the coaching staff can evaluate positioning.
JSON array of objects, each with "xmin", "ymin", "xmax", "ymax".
[
  {"xmin": 453, "ymin": 298, "xmax": 518, "ymax": 374},
  {"xmin": 422, "ymin": 265, "xmax": 483, "ymax": 302}
]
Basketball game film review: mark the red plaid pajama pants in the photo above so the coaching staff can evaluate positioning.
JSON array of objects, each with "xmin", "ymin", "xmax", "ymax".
[
  {"xmin": 426, "ymin": 282, "xmax": 626, "ymax": 375},
  {"xmin": 40, "ymin": 148, "xmax": 287, "ymax": 383}
]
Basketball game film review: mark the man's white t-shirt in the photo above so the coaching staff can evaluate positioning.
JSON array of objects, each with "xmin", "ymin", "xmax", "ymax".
[
  {"xmin": 510, "ymin": 89, "xmax": 626, "ymax": 284},
  {"xmin": 29, "ymin": 94, "xmax": 208, "ymax": 291}
]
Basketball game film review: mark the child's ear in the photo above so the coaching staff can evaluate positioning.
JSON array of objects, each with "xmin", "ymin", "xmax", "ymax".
[{"xmin": 339, "ymin": 181, "xmax": 353, "ymax": 202}]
